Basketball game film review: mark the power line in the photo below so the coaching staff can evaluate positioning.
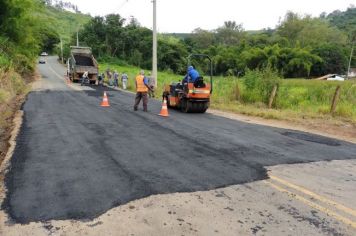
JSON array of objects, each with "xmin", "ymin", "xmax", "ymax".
[{"xmin": 115, "ymin": 0, "xmax": 129, "ymax": 12}]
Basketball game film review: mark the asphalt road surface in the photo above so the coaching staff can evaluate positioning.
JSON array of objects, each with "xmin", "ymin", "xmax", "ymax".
[{"xmin": 2, "ymin": 57, "xmax": 356, "ymax": 224}]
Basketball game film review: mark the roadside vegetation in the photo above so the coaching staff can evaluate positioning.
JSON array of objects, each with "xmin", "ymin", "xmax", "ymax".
[
  {"xmin": 74, "ymin": 8, "xmax": 356, "ymax": 78},
  {"xmin": 1, "ymin": 0, "xmax": 37, "ymax": 159},
  {"xmin": 0, "ymin": 0, "xmax": 88, "ymax": 161}
]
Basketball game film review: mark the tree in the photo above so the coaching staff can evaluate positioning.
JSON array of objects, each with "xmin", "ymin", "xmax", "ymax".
[
  {"xmin": 311, "ymin": 43, "xmax": 348, "ymax": 75},
  {"xmin": 0, "ymin": 0, "xmax": 34, "ymax": 43},
  {"xmin": 127, "ymin": 16, "xmax": 140, "ymax": 28},
  {"xmin": 277, "ymin": 11, "xmax": 348, "ymax": 47},
  {"xmin": 223, "ymin": 21, "xmax": 242, "ymax": 31},
  {"xmin": 276, "ymin": 12, "xmax": 305, "ymax": 46},
  {"xmin": 78, "ymin": 13, "xmax": 154, "ymax": 68},
  {"xmin": 157, "ymin": 37, "xmax": 187, "ymax": 73},
  {"xmin": 38, "ymin": 27, "xmax": 60, "ymax": 53},
  {"xmin": 283, "ymin": 47, "xmax": 321, "ymax": 78},
  {"xmin": 190, "ymin": 28, "xmax": 215, "ymax": 49},
  {"xmin": 215, "ymin": 21, "xmax": 245, "ymax": 46},
  {"xmin": 327, "ymin": 6, "xmax": 356, "ymax": 34},
  {"xmin": 0, "ymin": 0, "xmax": 47, "ymax": 73},
  {"xmin": 105, "ymin": 14, "xmax": 125, "ymax": 56},
  {"xmin": 79, "ymin": 16, "xmax": 106, "ymax": 57}
]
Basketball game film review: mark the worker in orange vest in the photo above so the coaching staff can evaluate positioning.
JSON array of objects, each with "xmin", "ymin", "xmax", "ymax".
[{"xmin": 134, "ymin": 70, "xmax": 153, "ymax": 112}]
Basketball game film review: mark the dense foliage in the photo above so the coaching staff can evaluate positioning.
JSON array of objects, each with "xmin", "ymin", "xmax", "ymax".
[
  {"xmin": 0, "ymin": 0, "xmax": 89, "ymax": 74},
  {"xmin": 1, "ymin": 0, "xmax": 355, "ymax": 79},
  {"xmin": 1, "ymin": 0, "xmax": 41, "ymax": 73},
  {"xmin": 72, "ymin": 15, "xmax": 187, "ymax": 73},
  {"xmin": 187, "ymin": 11, "xmax": 355, "ymax": 78},
  {"xmin": 74, "ymin": 7, "xmax": 355, "ymax": 78}
]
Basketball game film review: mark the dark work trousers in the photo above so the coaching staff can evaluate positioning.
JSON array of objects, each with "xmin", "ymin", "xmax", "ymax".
[
  {"xmin": 134, "ymin": 92, "xmax": 148, "ymax": 111},
  {"xmin": 148, "ymin": 86, "xmax": 155, "ymax": 98}
]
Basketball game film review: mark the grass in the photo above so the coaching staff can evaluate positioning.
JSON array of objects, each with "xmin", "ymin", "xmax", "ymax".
[
  {"xmin": 214, "ymin": 77, "xmax": 356, "ymax": 122},
  {"xmin": 98, "ymin": 62, "xmax": 356, "ymax": 124},
  {"xmin": 0, "ymin": 68, "xmax": 29, "ymax": 160},
  {"xmin": 0, "ymin": 67, "xmax": 29, "ymax": 122},
  {"xmin": 0, "ymin": 69, "xmax": 27, "ymax": 101}
]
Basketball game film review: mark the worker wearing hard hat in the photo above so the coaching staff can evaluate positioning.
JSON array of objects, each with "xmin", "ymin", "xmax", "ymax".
[{"xmin": 134, "ymin": 70, "xmax": 153, "ymax": 112}]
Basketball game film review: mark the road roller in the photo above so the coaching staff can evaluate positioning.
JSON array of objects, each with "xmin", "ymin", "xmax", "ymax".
[{"xmin": 162, "ymin": 54, "xmax": 213, "ymax": 113}]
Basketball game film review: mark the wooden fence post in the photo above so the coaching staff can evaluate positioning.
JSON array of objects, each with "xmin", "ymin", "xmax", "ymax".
[
  {"xmin": 235, "ymin": 83, "xmax": 241, "ymax": 101},
  {"xmin": 268, "ymin": 84, "xmax": 278, "ymax": 109},
  {"xmin": 330, "ymin": 85, "xmax": 341, "ymax": 114}
]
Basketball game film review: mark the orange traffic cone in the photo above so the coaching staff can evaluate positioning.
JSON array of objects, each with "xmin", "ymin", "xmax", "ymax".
[
  {"xmin": 101, "ymin": 91, "xmax": 110, "ymax": 107},
  {"xmin": 158, "ymin": 98, "xmax": 169, "ymax": 117}
]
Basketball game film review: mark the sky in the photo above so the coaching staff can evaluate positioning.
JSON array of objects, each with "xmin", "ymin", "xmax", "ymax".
[{"xmin": 68, "ymin": 0, "xmax": 355, "ymax": 33}]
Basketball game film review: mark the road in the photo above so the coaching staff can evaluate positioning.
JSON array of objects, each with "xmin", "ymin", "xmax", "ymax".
[{"xmin": 0, "ymin": 56, "xmax": 355, "ymax": 235}]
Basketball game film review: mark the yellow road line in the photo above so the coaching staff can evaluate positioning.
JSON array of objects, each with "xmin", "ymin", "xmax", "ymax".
[
  {"xmin": 269, "ymin": 175, "xmax": 356, "ymax": 217},
  {"xmin": 264, "ymin": 180, "xmax": 356, "ymax": 229}
]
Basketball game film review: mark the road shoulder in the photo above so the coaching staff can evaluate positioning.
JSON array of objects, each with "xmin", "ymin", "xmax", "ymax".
[{"xmin": 208, "ymin": 109, "xmax": 356, "ymax": 144}]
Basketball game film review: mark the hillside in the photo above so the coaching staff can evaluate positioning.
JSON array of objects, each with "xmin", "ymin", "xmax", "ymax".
[
  {"xmin": 327, "ymin": 7, "xmax": 356, "ymax": 36},
  {"xmin": 37, "ymin": 5, "xmax": 91, "ymax": 43}
]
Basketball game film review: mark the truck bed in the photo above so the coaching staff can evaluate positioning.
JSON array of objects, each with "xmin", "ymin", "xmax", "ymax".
[
  {"xmin": 76, "ymin": 66, "xmax": 98, "ymax": 74},
  {"xmin": 74, "ymin": 55, "xmax": 94, "ymax": 66}
]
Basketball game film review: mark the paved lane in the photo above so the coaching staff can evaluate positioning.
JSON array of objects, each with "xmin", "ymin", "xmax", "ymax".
[{"xmin": 2, "ymin": 57, "xmax": 356, "ymax": 223}]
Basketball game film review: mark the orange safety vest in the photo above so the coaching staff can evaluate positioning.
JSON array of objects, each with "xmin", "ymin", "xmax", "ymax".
[{"xmin": 136, "ymin": 75, "xmax": 148, "ymax": 92}]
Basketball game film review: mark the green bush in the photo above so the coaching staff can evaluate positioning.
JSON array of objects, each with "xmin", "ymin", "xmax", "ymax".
[
  {"xmin": 242, "ymin": 67, "xmax": 282, "ymax": 104},
  {"xmin": 0, "ymin": 54, "xmax": 11, "ymax": 71},
  {"xmin": 243, "ymin": 69, "xmax": 260, "ymax": 91}
]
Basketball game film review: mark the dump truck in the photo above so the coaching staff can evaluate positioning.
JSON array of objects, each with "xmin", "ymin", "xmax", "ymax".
[{"xmin": 68, "ymin": 46, "xmax": 98, "ymax": 83}]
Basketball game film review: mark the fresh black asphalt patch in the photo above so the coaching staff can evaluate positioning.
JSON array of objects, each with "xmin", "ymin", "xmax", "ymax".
[
  {"xmin": 2, "ymin": 62, "xmax": 356, "ymax": 224},
  {"xmin": 281, "ymin": 131, "xmax": 341, "ymax": 146}
]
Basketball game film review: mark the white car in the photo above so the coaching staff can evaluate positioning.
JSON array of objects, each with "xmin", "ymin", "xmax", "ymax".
[
  {"xmin": 327, "ymin": 75, "xmax": 344, "ymax": 81},
  {"xmin": 40, "ymin": 52, "xmax": 48, "ymax": 56},
  {"xmin": 39, "ymin": 58, "xmax": 46, "ymax": 64}
]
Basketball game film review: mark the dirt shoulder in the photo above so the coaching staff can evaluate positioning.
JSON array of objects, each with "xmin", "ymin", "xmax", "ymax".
[
  {"xmin": 0, "ymin": 71, "xmax": 39, "ymax": 167},
  {"xmin": 208, "ymin": 109, "xmax": 356, "ymax": 144}
]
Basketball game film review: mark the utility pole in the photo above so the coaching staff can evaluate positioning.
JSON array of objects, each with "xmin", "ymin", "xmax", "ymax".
[
  {"xmin": 76, "ymin": 28, "xmax": 79, "ymax": 47},
  {"xmin": 347, "ymin": 42, "xmax": 354, "ymax": 80},
  {"xmin": 60, "ymin": 38, "xmax": 64, "ymax": 64},
  {"xmin": 152, "ymin": 0, "xmax": 157, "ymax": 88}
]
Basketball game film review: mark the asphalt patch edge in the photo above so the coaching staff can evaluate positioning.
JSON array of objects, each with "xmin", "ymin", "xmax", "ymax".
[{"xmin": 0, "ymin": 110, "xmax": 24, "ymax": 222}]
